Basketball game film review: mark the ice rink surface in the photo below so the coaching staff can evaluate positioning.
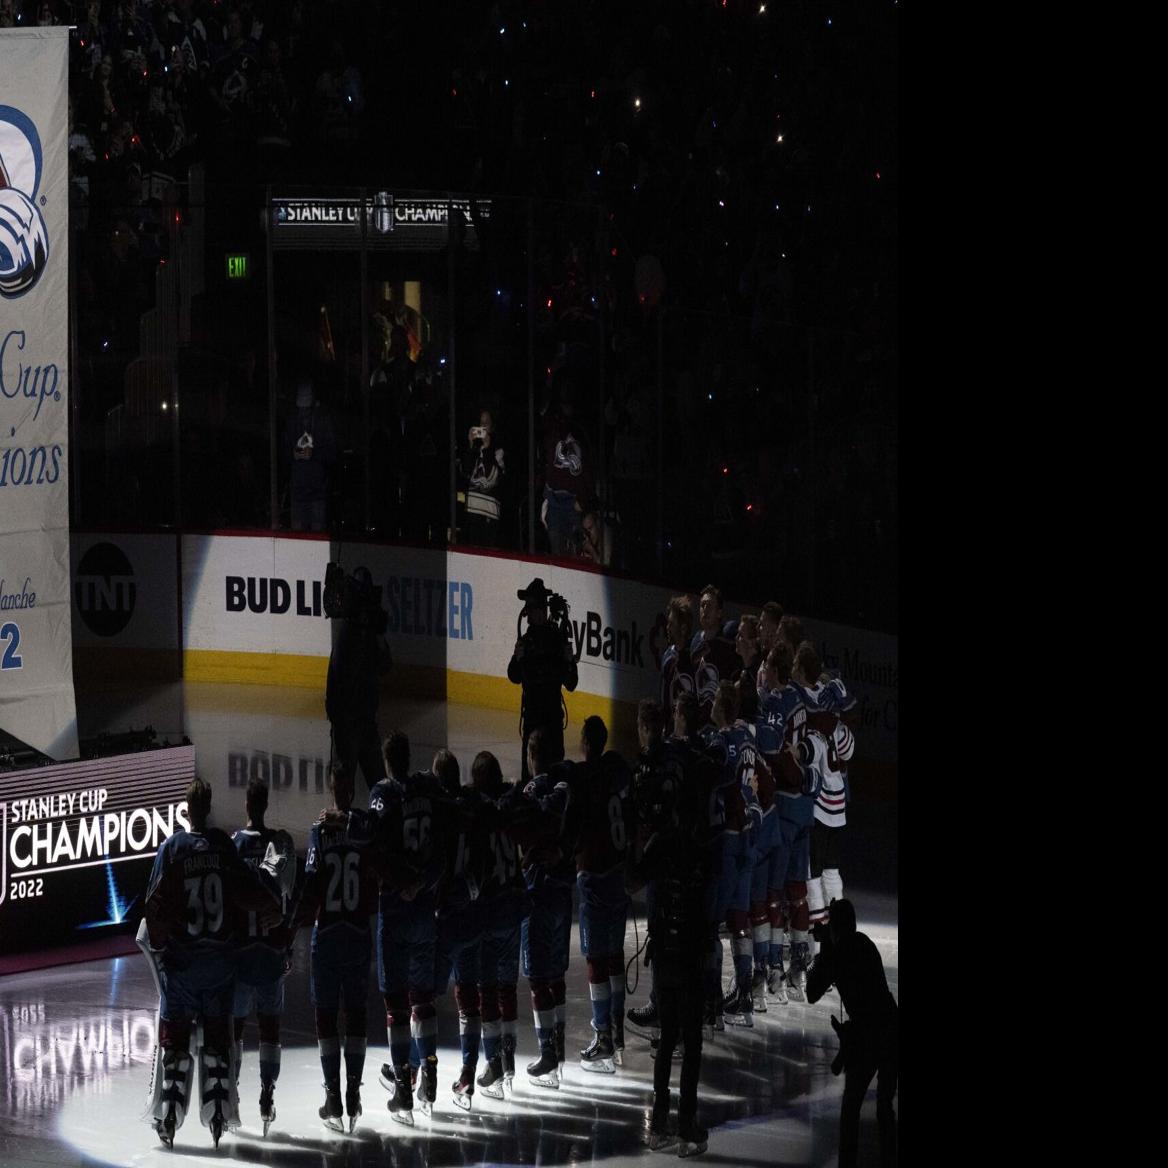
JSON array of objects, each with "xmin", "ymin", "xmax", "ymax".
[{"xmin": 0, "ymin": 681, "xmax": 898, "ymax": 1168}]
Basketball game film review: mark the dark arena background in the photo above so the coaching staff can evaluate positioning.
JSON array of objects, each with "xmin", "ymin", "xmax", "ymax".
[{"xmin": 0, "ymin": 4, "xmax": 897, "ymax": 1167}]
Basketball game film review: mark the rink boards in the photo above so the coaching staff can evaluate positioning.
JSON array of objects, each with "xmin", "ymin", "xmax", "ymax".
[{"xmin": 69, "ymin": 533, "xmax": 899, "ymax": 764}]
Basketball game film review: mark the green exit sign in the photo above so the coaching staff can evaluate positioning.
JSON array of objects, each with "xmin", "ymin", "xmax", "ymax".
[{"xmin": 226, "ymin": 253, "xmax": 250, "ymax": 280}]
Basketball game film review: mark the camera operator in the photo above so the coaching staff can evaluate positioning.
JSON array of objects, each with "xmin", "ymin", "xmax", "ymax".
[
  {"xmin": 325, "ymin": 566, "xmax": 391, "ymax": 793},
  {"xmin": 507, "ymin": 578, "xmax": 578, "ymax": 783}
]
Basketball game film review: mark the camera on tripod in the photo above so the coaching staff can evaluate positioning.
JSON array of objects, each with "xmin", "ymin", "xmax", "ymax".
[{"xmin": 323, "ymin": 562, "xmax": 388, "ymax": 634}]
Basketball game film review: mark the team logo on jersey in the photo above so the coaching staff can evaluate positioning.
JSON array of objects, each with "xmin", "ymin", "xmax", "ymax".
[
  {"xmin": 553, "ymin": 434, "xmax": 583, "ymax": 476},
  {"xmin": 0, "ymin": 106, "xmax": 50, "ymax": 300}
]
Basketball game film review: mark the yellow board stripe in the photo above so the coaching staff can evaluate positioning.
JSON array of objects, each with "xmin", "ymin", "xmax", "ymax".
[{"xmin": 181, "ymin": 651, "xmax": 633, "ymax": 733}]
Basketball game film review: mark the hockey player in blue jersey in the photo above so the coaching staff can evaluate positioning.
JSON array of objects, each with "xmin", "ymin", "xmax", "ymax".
[
  {"xmin": 660, "ymin": 595, "xmax": 696, "ymax": 715},
  {"xmin": 230, "ymin": 779, "xmax": 296, "ymax": 1136},
  {"xmin": 469, "ymin": 751, "xmax": 526, "ymax": 1100},
  {"xmin": 371, "ymin": 731, "xmax": 451, "ymax": 1121},
  {"xmin": 561, "ymin": 716, "xmax": 633, "ymax": 1074},
  {"xmin": 502, "ymin": 728, "xmax": 573, "ymax": 1087},
  {"xmin": 432, "ymin": 749, "xmax": 491, "ymax": 1111},
  {"xmin": 143, "ymin": 777, "xmax": 282, "ymax": 1149},
  {"xmin": 690, "ymin": 585, "xmax": 740, "ymax": 726},
  {"xmin": 296, "ymin": 763, "xmax": 380, "ymax": 1133}
]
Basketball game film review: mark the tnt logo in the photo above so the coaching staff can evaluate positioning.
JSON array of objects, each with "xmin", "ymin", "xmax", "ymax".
[
  {"xmin": 0, "ymin": 106, "xmax": 50, "ymax": 300},
  {"xmin": 75, "ymin": 543, "xmax": 136, "ymax": 637}
]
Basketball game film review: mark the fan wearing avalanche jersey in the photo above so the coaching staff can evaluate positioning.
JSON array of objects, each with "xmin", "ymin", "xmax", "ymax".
[
  {"xmin": 297, "ymin": 764, "xmax": 380, "ymax": 1133},
  {"xmin": 231, "ymin": 779, "xmax": 297, "ymax": 1135},
  {"xmin": 143, "ymin": 778, "xmax": 282, "ymax": 1148},
  {"xmin": 468, "ymin": 751, "xmax": 525, "ymax": 1099},
  {"xmin": 690, "ymin": 585, "xmax": 741, "ymax": 727},
  {"xmin": 660, "ymin": 595, "xmax": 697, "ymax": 715},
  {"xmin": 432, "ymin": 749, "xmax": 491, "ymax": 1111},
  {"xmin": 562, "ymin": 717, "xmax": 633, "ymax": 1074},
  {"xmin": 370, "ymin": 731, "xmax": 452, "ymax": 1121}
]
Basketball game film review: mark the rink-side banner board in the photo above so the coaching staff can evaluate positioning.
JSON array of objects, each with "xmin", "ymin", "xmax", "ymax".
[
  {"xmin": 0, "ymin": 745, "xmax": 195, "ymax": 956},
  {"xmin": 0, "ymin": 29, "xmax": 78, "ymax": 761},
  {"xmin": 176, "ymin": 536, "xmax": 898, "ymax": 761}
]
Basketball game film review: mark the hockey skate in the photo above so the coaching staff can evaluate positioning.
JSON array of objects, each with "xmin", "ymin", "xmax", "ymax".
[
  {"xmin": 613, "ymin": 1016, "xmax": 625, "ymax": 1067},
  {"xmin": 526, "ymin": 1045, "xmax": 560, "ymax": 1089},
  {"xmin": 153, "ymin": 1108, "xmax": 177, "ymax": 1150},
  {"xmin": 501, "ymin": 1034, "xmax": 517, "ymax": 1095},
  {"xmin": 786, "ymin": 944, "xmax": 809, "ymax": 1003},
  {"xmin": 416, "ymin": 1056, "xmax": 437, "ymax": 1116},
  {"xmin": 199, "ymin": 1047, "xmax": 233, "ymax": 1148},
  {"xmin": 259, "ymin": 1081, "xmax": 276, "ymax": 1137},
  {"xmin": 476, "ymin": 1056, "xmax": 506, "ymax": 1100},
  {"xmin": 319, "ymin": 1085, "xmax": 344, "ymax": 1132},
  {"xmin": 579, "ymin": 1030, "xmax": 616, "ymax": 1074},
  {"xmin": 452, "ymin": 1064, "xmax": 475, "ymax": 1111},
  {"xmin": 751, "ymin": 969, "xmax": 768, "ymax": 1014},
  {"xmin": 723, "ymin": 988, "xmax": 754, "ymax": 1028},
  {"xmin": 626, "ymin": 1002, "xmax": 660, "ymax": 1040},
  {"xmin": 384, "ymin": 1066, "xmax": 415, "ymax": 1126},
  {"xmin": 554, "ymin": 1022, "xmax": 566, "ymax": 1082},
  {"xmin": 345, "ymin": 1081, "xmax": 362, "ymax": 1133},
  {"xmin": 677, "ymin": 1123, "xmax": 709, "ymax": 1157},
  {"xmin": 766, "ymin": 964, "xmax": 789, "ymax": 1005}
]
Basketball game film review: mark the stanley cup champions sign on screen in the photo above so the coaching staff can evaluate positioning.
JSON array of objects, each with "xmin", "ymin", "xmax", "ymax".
[{"xmin": 0, "ymin": 28, "xmax": 79, "ymax": 761}]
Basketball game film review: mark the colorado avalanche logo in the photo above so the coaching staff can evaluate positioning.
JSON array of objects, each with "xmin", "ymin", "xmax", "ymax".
[
  {"xmin": 553, "ymin": 434, "xmax": 583, "ymax": 476},
  {"xmin": 0, "ymin": 106, "xmax": 50, "ymax": 299}
]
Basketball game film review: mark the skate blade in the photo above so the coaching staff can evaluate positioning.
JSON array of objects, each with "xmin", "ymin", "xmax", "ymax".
[
  {"xmin": 210, "ymin": 1117, "xmax": 224, "ymax": 1148},
  {"xmin": 678, "ymin": 1139, "xmax": 708, "ymax": 1157},
  {"xmin": 262, "ymin": 1117, "xmax": 273, "ymax": 1138},
  {"xmin": 322, "ymin": 1115, "xmax": 345, "ymax": 1133},
  {"xmin": 580, "ymin": 1058, "xmax": 616, "ymax": 1074},
  {"xmin": 753, "ymin": 1000, "xmax": 768, "ymax": 1013},
  {"xmin": 418, "ymin": 1100, "xmax": 433, "ymax": 1117},
  {"xmin": 528, "ymin": 1073, "xmax": 560, "ymax": 1089},
  {"xmin": 648, "ymin": 1134, "xmax": 678, "ymax": 1152},
  {"xmin": 389, "ymin": 1111, "xmax": 415, "ymax": 1127},
  {"xmin": 724, "ymin": 1014, "xmax": 754, "ymax": 1028},
  {"xmin": 348, "ymin": 1115, "xmax": 360, "ymax": 1134},
  {"xmin": 614, "ymin": 1048, "xmax": 624, "ymax": 1067},
  {"xmin": 481, "ymin": 1082, "xmax": 505, "ymax": 1100},
  {"xmin": 453, "ymin": 1091, "xmax": 473, "ymax": 1111}
]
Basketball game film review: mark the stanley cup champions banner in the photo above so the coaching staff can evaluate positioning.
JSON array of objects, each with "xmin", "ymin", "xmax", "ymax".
[{"xmin": 0, "ymin": 29, "xmax": 79, "ymax": 761}]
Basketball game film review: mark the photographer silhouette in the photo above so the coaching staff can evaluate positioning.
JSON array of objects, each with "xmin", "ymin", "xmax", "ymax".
[{"xmin": 507, "ymin": 578, "xmax": 578, "ymax": 782}]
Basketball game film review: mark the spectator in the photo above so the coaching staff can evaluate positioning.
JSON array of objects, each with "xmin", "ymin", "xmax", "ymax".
[
  {"xmin": 461, "ymin": 408, "xmax": 506, "ymax": 548},
  {"xmin": 541, "ymin": 381, "xmax": 594, "ymax": 557},
  {"xmin": 283, "ymin": 378, "xmax": 336, "ymax": 533}
]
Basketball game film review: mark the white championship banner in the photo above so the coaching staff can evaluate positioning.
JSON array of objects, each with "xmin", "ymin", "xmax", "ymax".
[{"xmin": 0, "ymin": 29, "xmax": 78, "ymax": 760}]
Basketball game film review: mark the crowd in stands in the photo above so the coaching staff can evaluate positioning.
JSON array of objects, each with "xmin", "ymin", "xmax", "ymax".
[{"xmin": 29, "ymin": 0, "xmax": 896, "ymax": 632}]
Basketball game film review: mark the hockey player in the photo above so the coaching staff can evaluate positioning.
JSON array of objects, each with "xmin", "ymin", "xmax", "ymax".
[
  {"xmin": 705, "ymin": 682, "xmax": 775, "ymax": 1026},
  {"xmin": 732, "ymin": 614, "xmax": 763, "ymax": 721},
  {"xmin": 432, "ymin": 749, "xmax": 490, "ymax": 1111},
  {"xmin": 690, "ymin": 585, "xmax": 740, "ymax": 727},
  {"xmin": 469, "ymin": 751, "xmax": 526, "ymax": 1099},
  {"xmin": 660, "ymin": 595, "xmax": 696, "ymax": 715},
  {"xmin": 503, "ymin": 728, "xmax": 574, "ymax": 1087},
  {"xmin": 562, "ymin": 716, "xmax": 633, "ymax": 1074},
  {"xmin": 371, "ymin": 731, "xmax": 451, "ymax": 1121},
  {"xmin": 756, "ymin": 642, "xmax": 808, "ymax": 1000},
  {"xmin": 143, "ymin": 777, "xmax": 282, "ymax": 1148},
  {"xmin": 297, "ymin": 763, "xmax": 380, "ymax": 1133},
  {"xmin": 806, "ymin": 721, "xmax": 855, "ymax": 936},
  {"xmin": 231, "ymin": 779, "xmax": 297, "ymax": 1136}
]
